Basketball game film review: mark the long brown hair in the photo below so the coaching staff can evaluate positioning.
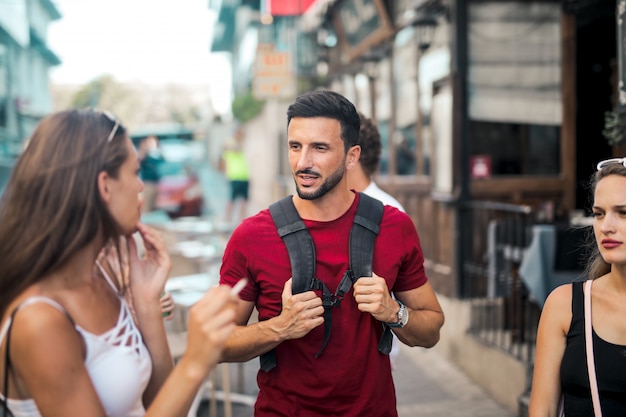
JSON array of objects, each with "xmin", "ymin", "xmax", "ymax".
[
  {"xmin": 583, "ymin": 162, "xmax": 626, "ymax": 280},
  {"xmin": 0, "ymin": 109, "xmax": 129, "ymax": 316}
]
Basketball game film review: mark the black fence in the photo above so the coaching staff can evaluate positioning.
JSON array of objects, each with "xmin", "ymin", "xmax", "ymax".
[{"xmin": 459, "ymin": 201, "xmax": 540, "ymax": 363}]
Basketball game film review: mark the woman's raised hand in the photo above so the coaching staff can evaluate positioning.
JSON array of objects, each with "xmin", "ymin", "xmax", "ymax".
[{"xmin": 127, "ymin": 223, "xmax": 172, "ymax": 304}]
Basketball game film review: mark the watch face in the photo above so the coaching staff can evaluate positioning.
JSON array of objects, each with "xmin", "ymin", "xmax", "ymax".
[
  {"xmin": 388, "ymin": 301, "xmax": 408, "ymax": 328},
  {"xmin": 398, "ymin": 306, "xmax": 409, "ymax": 326}
]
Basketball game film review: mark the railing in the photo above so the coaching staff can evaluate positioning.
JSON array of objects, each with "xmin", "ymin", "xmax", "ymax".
[{"xmin": 459, "ymin": 200, "xmax": 541, "ymax": 364}]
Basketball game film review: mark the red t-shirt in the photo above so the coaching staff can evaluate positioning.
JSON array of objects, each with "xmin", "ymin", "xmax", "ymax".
[{"xmin": 220, "ymin": 193, "xmax": 427, "ymax": 416}]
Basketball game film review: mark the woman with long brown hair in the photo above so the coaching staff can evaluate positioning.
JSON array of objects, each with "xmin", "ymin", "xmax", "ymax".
[{"xmin": 0, "ymin": 109, "xmax": 238, "ymax": 417}]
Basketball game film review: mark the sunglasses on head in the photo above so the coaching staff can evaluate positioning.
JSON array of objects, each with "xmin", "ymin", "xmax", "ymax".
[
  {"xmin": 596, "ymin": 158, "xmax": 626, "ymax": 171},
  {"xmin": 103, "ymin": 111, "xmax": 120, "ymax": 143},
  {"xmin": 87, "ymin": 108, "xmax": 120, "ymax": 143}
]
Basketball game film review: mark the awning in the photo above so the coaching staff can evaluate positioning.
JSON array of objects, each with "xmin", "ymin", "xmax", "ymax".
[{"xmin": 266, "ymin": 0, "xmax": 316, "ymax": 16}]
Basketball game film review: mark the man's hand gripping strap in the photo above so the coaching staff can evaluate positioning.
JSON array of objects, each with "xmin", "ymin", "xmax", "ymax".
[{"xmin": 261, "ymin": 197, "xmax": 317, "ymax": 371}]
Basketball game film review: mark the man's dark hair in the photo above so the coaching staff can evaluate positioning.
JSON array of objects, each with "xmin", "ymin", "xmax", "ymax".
[
  {"xmin": 286, "ymin": 90, "xmax": 360, "ymax": 151},
  {"xmin": 358, "ymin": 112, "xmax": 382, "ymax": 177}
]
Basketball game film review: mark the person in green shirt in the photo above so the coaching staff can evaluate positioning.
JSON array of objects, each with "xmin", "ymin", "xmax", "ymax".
[{"xmin": 219, "ymin": 125, "xmax": 249, "ymax": 225}]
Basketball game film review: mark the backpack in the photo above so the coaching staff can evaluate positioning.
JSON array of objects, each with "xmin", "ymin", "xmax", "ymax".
[{"xmin": 260, "ymin": 192, "xmax": 392, "ymax": 372}]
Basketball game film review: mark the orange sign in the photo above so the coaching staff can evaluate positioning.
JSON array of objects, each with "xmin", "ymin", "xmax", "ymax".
[{"xmin": 253, "ymin": 44, "xmax": 296, "ymax": 99}]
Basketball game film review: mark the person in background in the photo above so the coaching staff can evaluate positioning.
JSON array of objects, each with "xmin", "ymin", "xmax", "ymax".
[
  {"xmin": 219, "ymin": 125, "xmax": 249, "ymax": 225},
  {"xmin": 528, "ymin": 157, "xmax": 626, "ymax": 416},
  {"xmin": 348, "ymin": 112, "xmax": 404, "ymax": 211},
  {"xmin": 0, "ymin": 109, "xmax": 238, "ymax": 417},
  {"xmin": 137, "ymin": 135, "xmax": 163, "ymax": 214},
  {"xmin": 347, "ymin": 112, "xmax": 405, "ymax": 370},
  {"xmin": 219, "ymin": 90, "xmax": 444, "ymax": 416}
]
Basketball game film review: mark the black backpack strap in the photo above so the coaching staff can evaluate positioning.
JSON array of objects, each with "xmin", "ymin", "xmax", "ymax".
[
  {"xmin": 268, "ymin": 197, "xmax": 336, "ymax": 359},
  {"xmin": 315, "ymin": 285, "xmax": 334, "ymax": 358},
  {"xmin": 260, "ymin": 196, "xmax": 318, "ymax": 371},
  {"xmin": 350, "ymin": 193, "xmax": 392, "ymax": 355},
  {"xmin": 261, "ymin": 193, "xmax": 389, "ymax": 371},
  {"xmin": 269, "ymin": 196, "xmax": 316, "ymax": 294},
  {"xmin": 350, "ymin": 193, "xmax": 383, "ymax": 278}
]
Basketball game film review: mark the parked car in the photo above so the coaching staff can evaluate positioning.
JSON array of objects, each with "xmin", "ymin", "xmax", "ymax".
[{"xmin": 153, "ymin": 139, "xmax": 205, "ymax": 218}]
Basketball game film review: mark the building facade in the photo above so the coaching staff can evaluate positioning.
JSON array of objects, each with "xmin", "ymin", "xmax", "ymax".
[{"xmin": 0, "ymin": 0, "xmax": 61, "ymax": 191}]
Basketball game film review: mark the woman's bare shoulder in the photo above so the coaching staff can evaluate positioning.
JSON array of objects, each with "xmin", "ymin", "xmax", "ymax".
[{"xmin": 540, "ymin": 282, "xmax": 576, "ymax": 333}]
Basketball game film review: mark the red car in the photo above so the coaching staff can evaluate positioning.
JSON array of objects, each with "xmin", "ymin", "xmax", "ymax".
[{"xmin": 154, "ymin": 139, "xmax": 205, "ymax": 218}]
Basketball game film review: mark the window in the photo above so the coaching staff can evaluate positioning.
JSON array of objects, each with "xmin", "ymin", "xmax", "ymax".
[
  {"xmin": 468, "ymin": 121, "xmax": 561, "ymax": 176},
  {"xmin": 394, "ymin": 125, "xmax": 416, "ymax": 175}
]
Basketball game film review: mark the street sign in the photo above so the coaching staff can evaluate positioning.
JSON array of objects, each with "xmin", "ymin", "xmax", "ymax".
[{"xmin": 253, "ymin": 44, "xmax": 297, "ymax": 99}]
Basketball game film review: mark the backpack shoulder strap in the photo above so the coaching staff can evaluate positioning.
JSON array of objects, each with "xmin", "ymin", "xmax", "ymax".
[
  {"xmin": 351, "ymin": 193, "xmax": 393, "ymax": 356},
  {"xmin": 263, "ymin": 193, "xmax": 389, "ymax": 370},
  {"xmin": 350, "ymin": 192, "xmax": 384, "ymax": 279},
  {"xmin": 262, "ymin": 196, "xmax": 317, "ymax": 372},
  {"xmin": 269, "ymin": 196, "xmax": 316, "ymax": 294}
]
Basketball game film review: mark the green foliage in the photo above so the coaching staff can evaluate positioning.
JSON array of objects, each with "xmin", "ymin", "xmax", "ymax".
[
  {"xmin": 603, "ymin": 110, "xmax": 626, "ymax": 146},
  {"xmin": 231, "ymin": 90, "xmax": 265, "ymax": 123},
  {"xmin": 71, "ymin": 75, "xmax": 114, "ymax": 108}
]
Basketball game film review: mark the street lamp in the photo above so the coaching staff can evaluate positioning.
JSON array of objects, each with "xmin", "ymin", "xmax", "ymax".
[{"xmin": 411, "ymin": 14, "xmax": 437, "ymax": 51}]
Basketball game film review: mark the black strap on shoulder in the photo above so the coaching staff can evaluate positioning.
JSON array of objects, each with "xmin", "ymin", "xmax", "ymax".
[
  {"xmin": 350, "ymin": 194, "xmax": 392, "ymax": 355},
  {"xmin": 332, "ymin": 193, "xmax": 384, "ymax": 310},
  {"xmin": 350, "ymin": 193, "xmax": 383, "ymax": 279},
  {"xmin": 260, "ymin": 193, "xmax": 386, "ymax": 372},
  {"xmin": 261, "ymin": 196, "xmax": 315, "ymax": 371},
  {"xmin": 269, "ymin": 196, "xmax": 316, "ymax": 294}
]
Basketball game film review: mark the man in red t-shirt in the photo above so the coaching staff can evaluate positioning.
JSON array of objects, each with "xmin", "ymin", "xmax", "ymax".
[{"xmin": 219, "ymin": 90, "xmax": 444, "ymax": 417}]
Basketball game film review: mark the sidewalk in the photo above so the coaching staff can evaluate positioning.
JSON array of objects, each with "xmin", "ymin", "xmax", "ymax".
[
  {"xmin": 395, "ymin": 345, "xmax": 514, "ymax": 417},
  {"xmin": 197, "ymin": 344, "xmax": 514, "ymax": 417}
]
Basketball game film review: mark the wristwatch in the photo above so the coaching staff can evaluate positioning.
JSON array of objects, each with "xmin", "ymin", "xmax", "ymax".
[{"xmin": 387, "ymin": 300, "xmax": 409, "ymax": 328}]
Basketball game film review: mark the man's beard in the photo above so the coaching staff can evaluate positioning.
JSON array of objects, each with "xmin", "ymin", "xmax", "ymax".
[{"xmin": 294, "ymin": 162, "xmax": 345, "ymax": 201}]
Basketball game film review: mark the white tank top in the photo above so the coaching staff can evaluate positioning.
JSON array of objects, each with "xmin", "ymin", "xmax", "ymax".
[{"xmin": 0, "ymin": 269, "xmax": 152, "ymax": 417}]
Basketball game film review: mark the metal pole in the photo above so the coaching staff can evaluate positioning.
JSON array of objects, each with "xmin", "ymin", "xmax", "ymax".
[{"xmin": 453, "ymin": 0, "xmax": 470, "ymax": 298}]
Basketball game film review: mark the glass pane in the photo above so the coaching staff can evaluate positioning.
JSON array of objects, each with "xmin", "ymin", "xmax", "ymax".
[
  {"xmin": 378, "ymin": 120, "xmax": 389, "ymax": 174},
  {"xmin": 468, "ymin": 121, "xmax": 560, "ymax": 176},
  {"xmin": 396, "ymin": 125, "xmax": 416, "ymax": 175}
]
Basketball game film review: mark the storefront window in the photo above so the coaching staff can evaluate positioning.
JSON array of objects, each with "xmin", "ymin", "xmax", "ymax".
[{"xmin": 468, "ymin": 121, "xmax": 561, "ymax": 176}]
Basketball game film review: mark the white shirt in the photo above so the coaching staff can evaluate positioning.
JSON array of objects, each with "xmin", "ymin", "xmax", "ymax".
[
  {"xmin": 363, "ymin": 181, "xmax": 405, "ymax": 212},
  {"xmin": 0, "ymin": 277, "xmax": 152, "ymax": 417}
]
